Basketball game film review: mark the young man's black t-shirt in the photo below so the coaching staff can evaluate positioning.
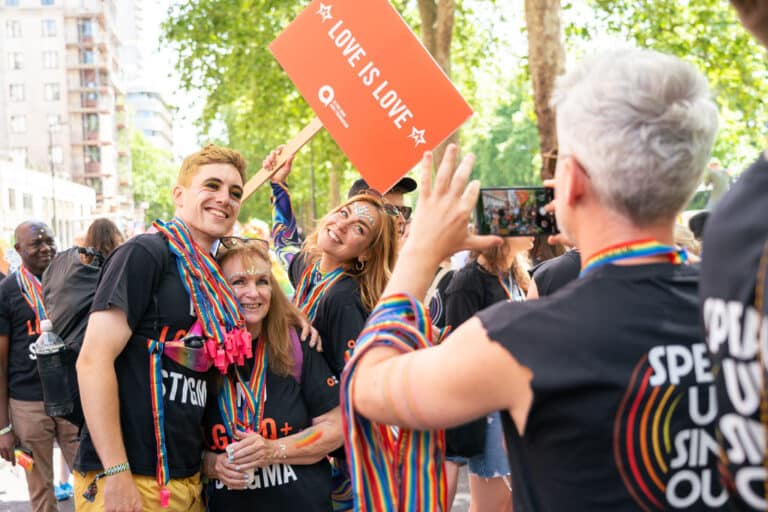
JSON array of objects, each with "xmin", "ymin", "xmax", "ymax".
[
  {"xmin": 531, "ymin": 249, "xmax": 581, "ymax": 297},
  {"xmin": 288, "ymin": 253, "xmax": 368, "ymax": 377},
  {"xmin": 477, "ymin": 263, "xmax": 724, "ymax": 511},
  {"xmin": 75, "ymin": 233, "xmax": 212, "ymax": 479},
  {"xmin": 700, "ymin": 152, "xmax": 768, "ymax": 511},
  {"xmin": 203, "ymin": 337, "xmax": 339, "ymax": 511},
  {"xmin": 446, "ymin": 260, "xmax": 519, "ymax": 329},
  {"xmin": 0, "ymin": 273, "xmax": 44, "ymax": 401}
]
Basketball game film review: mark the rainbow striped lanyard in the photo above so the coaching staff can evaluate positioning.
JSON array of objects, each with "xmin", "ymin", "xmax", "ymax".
[
  {"xmin": 341, "ymin": 294, "xmax": 446, "ymax": 512},
  {"xmin": 147, "ymin": 218, "xmax": 248, "ymax": 507},
  {"xmin": 218, "ymin": 335, "xmax": 269, "ymax": 440},
  {"xmin": 293, "ymin": 262, "xmax": 345, "ymax": 322},
  {"xmin": 580, "ymin": 239, "xmax": 688, "ymax": 277},
  {"xmin": 496, "ymin": 272, "xmax": 523, "ymax": 302},
  {"xmin": 17, "ymin": 266, "xmax": 47, "ymax": 323}
]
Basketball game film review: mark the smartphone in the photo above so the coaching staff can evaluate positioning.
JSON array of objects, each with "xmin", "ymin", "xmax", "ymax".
[{"xmin": 474, "ymin": 187, "xmax": 558, "ymax": 236}]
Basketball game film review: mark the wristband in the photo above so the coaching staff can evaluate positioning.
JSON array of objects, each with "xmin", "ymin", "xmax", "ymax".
[
  {"xmin": 278, "ymin": 442, "xmax": 287, "ymax": 460},
  {"xmin": 82, "ymin": 462, "xmax": 131, "ymax": 503},
  {"xmin": 0, "ymin": 424, "xmax": 11, "ymax": 436}
]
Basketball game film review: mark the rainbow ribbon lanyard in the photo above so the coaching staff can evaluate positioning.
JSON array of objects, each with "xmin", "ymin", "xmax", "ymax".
[
  {"xmin": 293, "ymin": 262, "xmax": 345, "ymax": 322},
  {"xmin": 147, "ymin": 218, "xmax": 248, "ymax": 507},
  {"xmin": 341, "ymin": 294, "xmax": 447, "ymax": 512},
  {"xmin": 580, "ymin": 239, "xmax": 688, "ymax": 277},
  {"xmin": 17, "ymin": 266, "xmax": 47, "ymax": 323},
  {"xmin": 496, "ymin": 271, "xmax": 523, "ymax": 302},
  {"xmin": 218, "ymin": 335, "xmax": 269, "ymax": 440}
]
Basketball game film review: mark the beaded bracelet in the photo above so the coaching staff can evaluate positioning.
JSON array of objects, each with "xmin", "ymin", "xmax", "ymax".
[
  {"xmin": 82, "ymin": 462, "xmax": 131, "ymax": 502},
  {"xmin": 0, "ymin": 424, "xmax": 12, "ymax": 436}
]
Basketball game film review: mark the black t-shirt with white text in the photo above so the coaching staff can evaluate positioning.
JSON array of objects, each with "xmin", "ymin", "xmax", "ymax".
[
  {"xmin": 700, "ymin": 152, "xmax": 768, "ymax": 511},
  {"xmin": 75, "ymin": 233, "xmax": 212, "ymax": 479},
  {"xmin": 288, "ymin": 253, "xmax": 368, "ymax": 377},
  {"xmin": 478, "ymin": 263, "xmax": 724, "ymax": 511},
  {"xmin": 203, "ymin": 338, "xmax": 339, "ymax": 511},
  {"xmin": 0, "ymin": 273, "xmax": 43, "ymax": 401},
  {"xmin": 428, "ymin": 268, "xmax": 454, "ymax": 330}
]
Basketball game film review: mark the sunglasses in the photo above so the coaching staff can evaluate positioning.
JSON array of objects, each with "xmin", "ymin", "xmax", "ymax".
[
  {"xmin": 358, "ymin": 189, "xmax": 413, "ymax": 220},
  {"xmin": 215, "ymin": 236, "xmax": 269, "ymax": 260}
]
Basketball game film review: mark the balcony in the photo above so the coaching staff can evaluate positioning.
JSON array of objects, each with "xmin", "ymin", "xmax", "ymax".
[{"xmin": 84, "ymin": 162, "xmax": 101, "ymax": 175}]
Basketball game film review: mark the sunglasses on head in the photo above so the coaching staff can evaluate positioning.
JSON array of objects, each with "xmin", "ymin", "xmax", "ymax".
[
  {"xmin": 358, "ymin": 189, "xmax": 413, "ymax": 220},
  {"xmin": 215, "ymin": 236, "xmax": 269, "ymax": 260}
]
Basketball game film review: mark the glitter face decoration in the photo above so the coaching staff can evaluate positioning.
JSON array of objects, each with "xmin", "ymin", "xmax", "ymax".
[{"xmin": 351, "ymin": 202, "xmax": 376, "ymax": 226}]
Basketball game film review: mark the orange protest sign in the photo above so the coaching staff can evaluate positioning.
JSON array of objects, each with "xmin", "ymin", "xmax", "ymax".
[{"xmin": 269, "ymin": 0, "xmax": 473, "ymax": 193}]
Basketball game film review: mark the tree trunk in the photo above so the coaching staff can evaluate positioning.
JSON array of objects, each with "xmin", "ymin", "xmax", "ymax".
[
  {"xmin": 524, "ymin": 0, "xmax": 565, "ymax": 180},
  {"xmin": 417, "ymin": 0, "xmax": 458, "ymax": 166}
]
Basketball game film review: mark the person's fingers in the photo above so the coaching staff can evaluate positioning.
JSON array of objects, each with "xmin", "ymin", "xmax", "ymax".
[
  {"xmin": 544, "ymin": 199, "xmax": 555, "ymax": 213},
  {"xmin": 433, "ymin": 144, "xmax": 458, "ymax": 195},
  {"xmin": 419, "ymin": 151, "xmax": 434, "ymax": 201},
  {"xmin": 459, "ymin": 179, "xmax": 481, "ymax": 214},
  {"xmin": 543, "ymin": 178, "xmax": 555, "ymax": 188},
  {"xmin": 300, "ymin": 322, "xmax": 311, "ymax": 341},
  {"xmin": 311, "ymin": 331, "xmax": 323, "ymax": 352},
  {"xmin": 450, "ymin": 153, "xmax": 476, "ymax": 198},
  {"xmin": 464, "ymin": 234, "xmax": 504, "ymax": 253}
]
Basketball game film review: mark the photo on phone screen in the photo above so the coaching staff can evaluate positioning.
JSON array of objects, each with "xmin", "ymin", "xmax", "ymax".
[{"xmin": 474, "ymin": 187, "xmax": 558, "ymax": 236}]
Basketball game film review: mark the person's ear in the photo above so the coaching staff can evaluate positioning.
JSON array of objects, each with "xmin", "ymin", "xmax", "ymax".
[
  {"xmin": 172, "ymin": 185, "xmax": 184, "ymax": 209},
  {"xmin": 561, "ymin": 157, "xmax": 588, "ymax": 207}
]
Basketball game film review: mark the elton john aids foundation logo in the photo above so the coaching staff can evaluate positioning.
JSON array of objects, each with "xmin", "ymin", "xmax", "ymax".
[{"xmin": 318, "ymin": 84, "xmax": 349, "ymax": 128}]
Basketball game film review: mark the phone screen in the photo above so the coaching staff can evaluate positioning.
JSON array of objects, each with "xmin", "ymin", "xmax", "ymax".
[{"xmin": 474, "ymin": 187, "xmax": 558, "ymax": 236}]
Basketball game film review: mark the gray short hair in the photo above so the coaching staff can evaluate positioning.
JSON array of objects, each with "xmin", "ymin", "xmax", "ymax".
[{"xmin": 552, "ymin": 48, "xmax": 718, "ymax": 226}]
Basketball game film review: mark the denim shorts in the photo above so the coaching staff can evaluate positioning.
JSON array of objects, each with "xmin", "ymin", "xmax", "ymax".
[{"xmin": 467, "ymin": 412, "xmax": 511, "ymax": 478}]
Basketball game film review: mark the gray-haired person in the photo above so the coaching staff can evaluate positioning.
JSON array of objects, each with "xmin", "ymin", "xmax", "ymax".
[{"xmin": 345, "ymin": 48, "xmax": 723, "ymax": 511}]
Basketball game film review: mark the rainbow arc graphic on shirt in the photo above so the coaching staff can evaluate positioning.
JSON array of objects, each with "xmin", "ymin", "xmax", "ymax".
[{"xmin": 614, "ymin": 354, "xmax": 689, "ymax": 511}]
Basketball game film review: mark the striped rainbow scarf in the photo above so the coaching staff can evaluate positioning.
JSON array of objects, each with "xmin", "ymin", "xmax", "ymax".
[
  {"xmin": 17, "ymin": 265, "xmax": 47, "ymax": 324},
  {"xmin": 341, "ymin": 294, "xmax": 447, "ymax": 511}
]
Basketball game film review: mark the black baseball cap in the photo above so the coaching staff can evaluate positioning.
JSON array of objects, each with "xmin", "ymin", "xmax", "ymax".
[{"xmin": 347, "ymin": 177, "xmax": 417, "ymax": 199}]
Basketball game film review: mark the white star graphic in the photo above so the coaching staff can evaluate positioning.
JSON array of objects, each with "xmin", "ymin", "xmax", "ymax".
[
  {"xmin": 317, "ymin": 3, "xmax": 333, "ymax": 22},
  {"xmin": 408, "ymin": 127, "xmax": 427, "ymax": 148}
]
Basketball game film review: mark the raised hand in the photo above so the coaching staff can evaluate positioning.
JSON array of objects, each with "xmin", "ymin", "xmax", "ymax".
[
  {"xmin": 265, "ymin": 145, "xmax": 296, "ymax": 185},
  {"xmin": 403, "ymin": 144, "xmax": 502, "ymax": 267}
]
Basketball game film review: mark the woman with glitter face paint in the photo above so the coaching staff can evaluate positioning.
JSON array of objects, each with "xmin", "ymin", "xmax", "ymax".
[
  {"xmin": 201, "ymin": 240, "xmax": 343, "ymax": 512},
  {"xmin": 266, "ymin": 146, "xmax": 398, "ymax": 510}
]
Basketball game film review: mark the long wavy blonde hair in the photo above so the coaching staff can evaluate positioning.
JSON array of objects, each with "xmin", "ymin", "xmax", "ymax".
[
  {"xmin": 218, "ymin": 243, "xmax": 303, "ymax": 377},
  {"xmin": 471, "ymin": 242, "xmax": 531, "ymax": 294},
  {"xmin": 302, "ymin": 195, "xmax": 399, "ymax": 311}
]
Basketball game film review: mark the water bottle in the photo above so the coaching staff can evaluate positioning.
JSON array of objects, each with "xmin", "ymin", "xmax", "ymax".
[{"xmin": 35, "ymin": 320, "xmax": 78, "ymax": 418}]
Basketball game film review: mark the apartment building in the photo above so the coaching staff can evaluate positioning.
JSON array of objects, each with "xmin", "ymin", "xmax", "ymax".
[
  {"xmin": 0, "ymin": 0, "xmax": 135, "ymax": 230},
  {"xmin": 0, "ymin": 150, "xmax": 96, "ymax": 247}
]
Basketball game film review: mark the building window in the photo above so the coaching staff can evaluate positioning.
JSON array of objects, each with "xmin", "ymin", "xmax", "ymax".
[
  {"xmin": 79, "ymin": 49, "xmax": 94, "ymax": 64},
  {"xmin": 44, "ymin": 83, "xmax": 60, "ymax": 101},
  {"xmin": 8, "ymin": 52, "xmax": 23, "ymax": 70},
  {"xmin": 9, "ymin": 84, "xmax": 24, "ymax": 101},
  {"xmin": 5, "ymin": 0, "xmax": 20, "ymax": 6},
  {"xmin": 48, "ymin": 114, "xmax": 63, "ymax": 131},
  {"xmin": 50, "ymin": 145, "xmax": 63, "ymax": 164},
  {"xmin": 77, "ymin": 19, "xmax": 92, "ymax": 42},
  {"xmin": 5, "ymin": 20, "xmax": 22, "ymax": 38},
  {"xmin": 8, "ymin": 189, "xmax": 17, "ymax": 209},
  {"xmin": 41, "ymin": 19, "xmax": 56, "ymax": 37},
  {"xmin": 23, "ymin": 192, "xmax": 33, "ymax": 213},
  {"xmin": 84, "ymin": 145, "xmax": 101, "ymax": 163},
  {"xmin": 42, "ymin": 51, "xmax": 58, "ymax": 69},
  {"xmin": 83, "ymin": 113, "xmax": 99, "ymax": 136},
  {"xmin": 10, "ymin": 115, "xmax": 26, "ymax": 133},
  {"xmin": 41, "ymin": 0, "xmax": 55, "ymax": 5}
]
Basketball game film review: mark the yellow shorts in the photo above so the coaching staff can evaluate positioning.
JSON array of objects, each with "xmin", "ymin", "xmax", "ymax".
[{"xmin": 74, "ymin": 471, "xmax": 204, "ymax": 511}]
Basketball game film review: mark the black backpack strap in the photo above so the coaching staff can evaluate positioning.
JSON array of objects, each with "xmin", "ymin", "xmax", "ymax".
[{"xmin": 500, "ymin": 410, "xmax": 542, "ymax": 512}]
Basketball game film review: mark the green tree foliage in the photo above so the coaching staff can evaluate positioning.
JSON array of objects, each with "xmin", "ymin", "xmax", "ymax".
[
  {"xmin": 162, "ymin": 0, "xmax": 501, "ymax": 226},
  {"xmin": 130, "ymin": 131, "xmax": 177, "ymax": 224},
  {"xmin": 470, "ymin": 73, "xmax": 541, "ymax": 186},
  {"xmin": 579, "ymin": 0, "xmax": 768, "ymax": 171}
]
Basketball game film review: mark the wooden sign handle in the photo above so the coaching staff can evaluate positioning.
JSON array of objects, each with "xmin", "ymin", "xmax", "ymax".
[{"xmin": 242, "ymin": 116, "xmax": 324, "ymax": 202}]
